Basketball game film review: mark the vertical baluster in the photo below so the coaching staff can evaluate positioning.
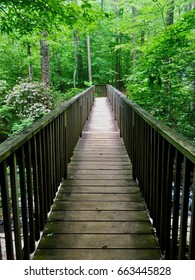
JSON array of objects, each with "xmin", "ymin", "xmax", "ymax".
[
  {"xmin": 139, "ymin": 118, "xmax": 144, "ymax": 188},
  {"xmin": 164, "ymin": 144, "xmax": 175, "ymax": 259},
  {"xmin": 142, "ymin": 121, "xmax": 147, "ymax": 195},
  {"xmin": 41, "ymin": 129, "xmax": 48, "ymax": 214},
  {"xmin": 36, "ymin": 133, "xmax": 45, "ymax": 230},
  {"xmin": 59, "ymin": 114, "xmax": 63, "ymax": 180},
  {"xmin": 171, "ymin": 150, "xmax": 183, "ymax": 259},
  {"xmin": 25, "ymin": 141, "xmax": 35, "ymax": 254},
  {"xmin": 152, "ymin": 130, "xmax": 158, "ymax": 229},
  {"xmin": 189, "ymin": 166, "xmax": 195, "ymax": 260},
  {"xmin": 0, "ymin": 237, "xmax": 2, "ymax": 260},
  {"xmin": 31, "ymin": 136, "xmax": 40, "ymax": 241},
  {"xmin": 149, "ymin": 127, "xmax": 153, "ymax": 213},
  {"xmin": 145, "ymin": 124, "xmax": 150, "ymax": 204},
  {"xmin": 0, "ymin": 161, "xmax": 14, "ymax": 259},
  {"xmin": 132, "ymin": 110, "xmax": 136, "ymax": 180},
  {"xmin": 55, "ymin": 117, "xmax": 59, "ymax": 186},
  {"xmin": 156, "ymin": 134, "xmax": 163, "ymax": 239},
  {"xmin": 56, "ymin": 116, "xmax": 62, "ymax": 187},
  {"xmin": 45, "ymin": 125, "xmax": 52, "ymax": 208},
  {"xmin": 9, "ymin": 153, "xmax": 23, "ymax": 259},
  {"xmin": 179, "ymin": 157, "xmax": 193, "ymax": 259},
  {"xmin": 159, "ymin": 139, "xmax": 169, "ymax": 254},
  {"xmin": 52, "ymin": 120, "xmax": 57, "ymax": 198},
  {"xmin": 18, "ymin": 147, "xmax": 30, "ymax": 260}
]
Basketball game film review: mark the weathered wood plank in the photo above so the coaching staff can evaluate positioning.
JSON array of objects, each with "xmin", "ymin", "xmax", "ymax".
[
  {"xmin": 61, "ymin": 179, "xmax": 134, "ymax": 186},
  {"xmin": 52, "ymin": 201, "xmax": 145, "ymax": 211},
  {"xmin": 36, "ymin": 233, "xmax": 159, "ymax": 249},
  {"xmin": 68, "ymin": 163, "xmax": 132, "ymax": 170},
  {"xmin": 48, "ymin": 210, "xmax": 149, "ymax": 221},
  {"xmin": 68, "ymin": 169, "xmax": 132, "ymax": 175},
  {"xmin": 55, "ymin": 193, "xmax": 143, "ymax": 202},
  {"xmin": 66, "ymin": 174, "xmax": 132, "ymax": 180},
  {"xmin": 43, "ymin": 221, "xmax": 153, "ymax": 234},
  {"xmin": 34, "ymin": 248, "xmax": 161, "ymax": 260},
  {"xmin": 59, "ymin": 186, "xmax": 138, "ymax": 193}
]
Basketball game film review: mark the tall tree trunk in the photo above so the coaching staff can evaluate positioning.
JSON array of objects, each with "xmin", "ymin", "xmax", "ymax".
[
  {"xmin": 164, "ymin": 1, "xmax": 175, "ymax": 120},
  {"xmin": 132, "ymin": 6, "xmax": 137, "ymax": 67},
  {"xmin": 114, "ymin": 0, "xmax": 120, "ymax": 89},
  {"xmin": 77, "ymin": 36, "xmax": 83, "ymax": 86},
  {"xmin": 189, "ymin": 2, "xmax": 195, "ymax": 10},
  {"xmin": 87, "ymin": 35, "xmax": 92, "ymax": 84},
  {"xmin": 141, "ymin": 20, "xmax": 145, "ymax": 45},
  {"xmin": 27, "ymin": 43, "xmax": 33, "ymax": 81},
  {"xmin": 73, "ymin": 32, "xmax": 78, "ymax": 88},
  {"xmin": 40, "ymin": 31, "xmax": 50, "ymax": 88},
  {"xmin": 166, "ymin": 0, "xmax": 174, "ymax": 26}
]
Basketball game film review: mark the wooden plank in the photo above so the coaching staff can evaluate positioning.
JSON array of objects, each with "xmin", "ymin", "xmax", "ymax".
[
  {"xmin": 68, "ymin": 163, "xmax": 132, "ymax": 170},
  {"xmin": 61, "ymin": 179, "xmax": 134, "ymax": 186},
  {"xmin": 66, "ymin": 174, "xmax": 132, "ymax": 180},
  {"xmin": 52, "ymin": 201, "xmax": 145, "ymax": 211},
  {"xmin": 59, "ymin": 186, "xmax": 138, "ymax": 193},
  {"xmin": 34, "ymin": 248, "xmax": 161, "ymax": 260},
  {"xmin": 68, "ymin": 169, "xmax": 132, "ymax": 175},
  {"xmin": 55, "ymin": 193, "xmax": 143, "ymax": 202},
  {"xmin": 48, "ymin": 210, "xmax": 149, "ymax": 221},
  {"xmin": 36, "ymin": 233, "xmax": 160, "ymax": 249},
  {"xmin": 43, "ymin": 221, "xmax": 153, "ymax": 234}
]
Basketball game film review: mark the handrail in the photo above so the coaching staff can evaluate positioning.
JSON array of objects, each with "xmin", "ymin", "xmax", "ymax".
[
  {"xmin": 107, "ymin": 84, "xmax": 195, "ymax": 260},
  {"xmin": 0, "ymin": 86, "xmax": 95, "ymax": 259}
]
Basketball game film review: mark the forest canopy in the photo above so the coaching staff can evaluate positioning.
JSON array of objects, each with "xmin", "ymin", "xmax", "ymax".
[{"xmin": 0, "ymin": 0, "xmax": 194, "ymax": 142}]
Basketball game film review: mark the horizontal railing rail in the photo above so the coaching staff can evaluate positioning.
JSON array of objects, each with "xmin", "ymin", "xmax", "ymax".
[
  {"xmin": 107, "ymin": 84, "xmax": 195, "ymax": 260},
  {"xmin": 0, "ymin": 86, "xmax": 95, "ymax": 260}
]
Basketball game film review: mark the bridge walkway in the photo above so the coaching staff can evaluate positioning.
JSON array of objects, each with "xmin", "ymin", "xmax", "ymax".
[{"xmin": 34, "ymin": 97, "xmax": 161, "ymax": 260}]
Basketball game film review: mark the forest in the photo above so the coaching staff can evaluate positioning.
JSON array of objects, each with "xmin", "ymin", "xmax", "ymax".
[{"xmin": 0, "ymin": 0, "xmax": 194, "ymax": 143}]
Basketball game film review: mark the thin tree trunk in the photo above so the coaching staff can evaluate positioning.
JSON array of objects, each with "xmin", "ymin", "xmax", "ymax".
[
  {"xmin": 87, "ymin": 35, "xmax": 92, "ymax": 84},
  {"xmin": 27, "ymin": 43, "xmax": 33, "ymax": 81},
  {"xmin": 114, "ymin": 0, "xmax": 120, "ymax": 89},
  {"xmin": 141, "ymin": 20, "xmax": 145, "ymax": 45},
  {"xmin": 40, "ymin": 31, "xmax": 50, "ymax": 88},
  {"xmin": 73, "ymin": 32, "xmax": 78, "ymax": 88},
  {"xmin": 166, "ymin": 0, "xmax": 174, "ymax": 26},
  {"xmin": 189, "ymin": 2, "xmax": 195, "ymax": 10},
  {"xmin": 132, "ymin": 6, "xmax": 137, "ymax": 67}
]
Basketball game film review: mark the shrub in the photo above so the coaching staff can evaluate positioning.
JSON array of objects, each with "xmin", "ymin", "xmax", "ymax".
[{"xmin": 5, "ymin": 80, "xmax": 53, "ymax": 121}]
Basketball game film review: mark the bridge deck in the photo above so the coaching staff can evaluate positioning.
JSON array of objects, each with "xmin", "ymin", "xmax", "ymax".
[{"xmin": 34, "ymin": 98, "xmax": 161, "ymax": 260}]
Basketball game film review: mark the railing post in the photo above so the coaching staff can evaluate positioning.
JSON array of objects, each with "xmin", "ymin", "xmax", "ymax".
[
  {"xmin": 25, "ymin": 141, "xmax": 36, "ymax": 254},
  {"xmin": 179, "ymin": 157, "xmax": 193, "ymax": 259},
  {"xmin": 18, "ymin": 147, "xmax": 30, "ymax": 260},
  {"xmin": 171, "ymin": 150, "xmax": 183, "ymax": 259},
  {"xmin": 0, "ymin": 161, "xmax": 14, "ymax": 260},
  {"xmin": 189, "ymin": 166, "xmax": 195, "ymax": 259},
  {"xmin": 9, "ymin": 153, "xmax": 23, "ymax": 259}
]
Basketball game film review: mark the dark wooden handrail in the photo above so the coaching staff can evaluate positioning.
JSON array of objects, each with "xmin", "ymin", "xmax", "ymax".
[
  {"xmin": 0, "ymin": 86, "xmax": 94, "ymax": 259},
  {"xmin": 107, "ymin": 84, "xmax": 195, "ymax": 260}
]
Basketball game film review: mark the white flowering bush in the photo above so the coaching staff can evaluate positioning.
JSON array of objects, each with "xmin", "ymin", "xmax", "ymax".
[{"xmin": 5, "ymin": 81, "xmax": 53, "ymax": 121}]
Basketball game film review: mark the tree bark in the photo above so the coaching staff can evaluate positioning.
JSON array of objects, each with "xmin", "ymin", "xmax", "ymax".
[
  {"xmin": 27, "ymin": 43, "xmax": 33, "ymax": 81},
  {"xmin": 166, "ymin": 0, "xmax": 174, "ymax": 26},
  {"xmin": 132, "ymin": 6, "xmax": 137, "ymax": 67},
  {"xmin": 114, "ymin": 0, "xmax": 120, "ymax": 89},
  {"xmin": 73, "ymin": 32, "xmax": 78, "ymax": 88},
  {"xmin": 87, "ymin": 35, "xmax": 92, "ymax": 84},
  {"xmin": 40, "ymin": 31, "xmax": 50, "ymax": 88}
]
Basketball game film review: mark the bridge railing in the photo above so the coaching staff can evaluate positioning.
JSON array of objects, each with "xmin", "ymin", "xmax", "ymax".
[
  {"xmin": 0, "ymin": 86, "xmax": 94, "ymax": 260},
  {"xmin": 107, "ymin": 84, "xmax": 195, "ymax": 260}
]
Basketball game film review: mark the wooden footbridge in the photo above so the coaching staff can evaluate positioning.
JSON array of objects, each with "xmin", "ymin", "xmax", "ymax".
[{"xmin": 0, "ymin": 85, "xmax": 195, "ymax": 260}]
